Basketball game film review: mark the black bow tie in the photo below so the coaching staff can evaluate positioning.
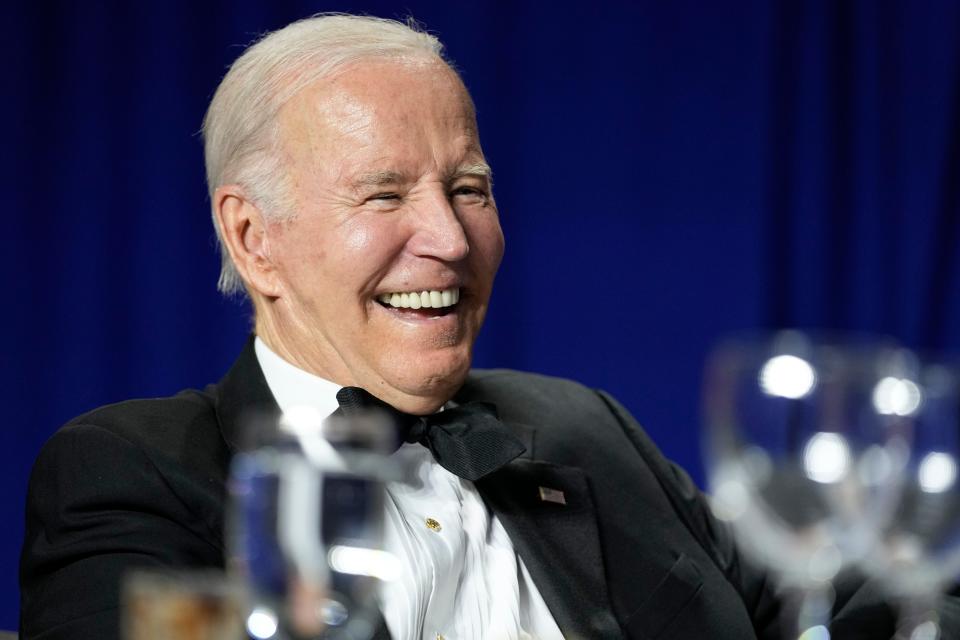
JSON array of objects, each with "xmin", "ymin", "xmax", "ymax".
[{"xmin": 335, "ymin": 386, "xmax": 526, "ymax": 481}]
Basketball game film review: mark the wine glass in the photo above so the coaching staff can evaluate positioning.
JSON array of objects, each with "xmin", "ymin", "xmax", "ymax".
[
  {"xmin": 863, "ymin": 360, "xmax": 960, "ymax": 640},
  {"xmin": 703, "ymin": 330, "xmax": 916, "ymax": 639},
  {"xmin": 228, "ymin": 406, "xmax": 403, "ymax": 640}
]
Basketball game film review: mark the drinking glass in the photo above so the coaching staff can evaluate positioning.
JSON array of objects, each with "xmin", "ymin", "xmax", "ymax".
[
  {"xmin": 228, "ymin": 406, "xmax": 402, "ymax": 640},
  {"xmin": 122, "ymin": 569, "xmax": 245, "ymax": 640},
  {"xmin": 863, "ymin": 360, "xmax": 960, "ymax": 640},
  {"xmin": 703, "ymin": 331, "xmax": 917, "ymax": 638}
]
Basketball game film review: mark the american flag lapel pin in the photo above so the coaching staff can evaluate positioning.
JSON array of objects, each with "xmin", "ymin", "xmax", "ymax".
[{"xmin": 538, "ymin": 486, "xmax": 566, "ymax": 505}]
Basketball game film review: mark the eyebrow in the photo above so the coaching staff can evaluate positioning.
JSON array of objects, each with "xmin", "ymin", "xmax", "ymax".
[
  {"xmin": 451, "ymin": 162, "xmax": 493, "ymax": 180},
  {"xmin": 352, "ymin": 171, "xmax": 406, "ymax": 188},
  {"xmin": 350, "ymin": 162, "xmax": 493, "ymax": 190}
]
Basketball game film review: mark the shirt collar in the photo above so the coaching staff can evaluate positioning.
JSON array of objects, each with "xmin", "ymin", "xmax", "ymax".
[{"xmin": 253, "ymin": 336, "xmax": 342, "ymax": 417}]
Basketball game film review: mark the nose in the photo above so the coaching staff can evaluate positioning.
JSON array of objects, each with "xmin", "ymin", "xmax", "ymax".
[{"xmin": 408, "ymin": 188, "xmax": 470, "ymax": 262}]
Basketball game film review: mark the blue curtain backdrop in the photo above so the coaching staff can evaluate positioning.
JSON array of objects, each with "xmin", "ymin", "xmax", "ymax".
[{"xmin": 3, "ymin": 0, "xmax": 959, "ymax": 629}]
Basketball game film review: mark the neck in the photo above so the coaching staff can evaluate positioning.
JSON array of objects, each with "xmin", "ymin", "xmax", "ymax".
[{"xmin": 253, "ymin": 310, "xmax": 455, "ymax": 415}]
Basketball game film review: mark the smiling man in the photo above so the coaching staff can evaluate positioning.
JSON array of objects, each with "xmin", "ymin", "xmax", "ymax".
[
  {"xmin": 218, "ymin": 55, "xmax": 503, "ymax": 416},
  {"xmin": 19, "ymin": 14, "xmax": 799, "ymax": 640}
]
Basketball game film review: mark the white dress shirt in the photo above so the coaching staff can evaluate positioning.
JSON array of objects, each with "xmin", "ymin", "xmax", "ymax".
[{"xmin": 254, "ymin": 338, "xmax": 564, "ymax": 640}]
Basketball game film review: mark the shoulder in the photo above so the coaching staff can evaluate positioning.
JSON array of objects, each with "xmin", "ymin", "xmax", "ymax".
[
  {"xmin": 21, "ymin": 387, "xmax": 229, "ymax": 637},
  {"xmin": 460, "ymin": 368, "xmax": 651, "ymax": 461},
  {"xmin": 462, "ymin": 368, "xmax": 612, "ymax": 422},
  {"xmin": 51, "ymin": 386, "xmax": 222, "ymax": 462},
  {"xmin": 30, "ymin": 385, "xmax": 229, "ymax": 523},
  {"xmin": 25, "ymin": 385, "xmax": 230, "ymax": 553}
]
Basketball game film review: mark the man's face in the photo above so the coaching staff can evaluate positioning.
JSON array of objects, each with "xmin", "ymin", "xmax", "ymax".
[{"xmin": 261, "ymin": 60, "xmax": 503, "ymax": 412}]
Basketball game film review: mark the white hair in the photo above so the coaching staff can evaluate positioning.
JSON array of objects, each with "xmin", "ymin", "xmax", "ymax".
[{"xmin": 202, "ymin": 14, "xmax": 447, "ymax": 295}]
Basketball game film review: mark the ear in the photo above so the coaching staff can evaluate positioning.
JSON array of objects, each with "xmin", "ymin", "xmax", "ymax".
[{"xmin": 213, "ymin": 185, "xmax": 283, "ymax": 298}]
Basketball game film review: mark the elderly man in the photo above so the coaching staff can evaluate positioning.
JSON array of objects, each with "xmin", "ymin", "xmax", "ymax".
[{"xmin": 21, "ymin": 14, "xmax": 865, "ymax": 640}]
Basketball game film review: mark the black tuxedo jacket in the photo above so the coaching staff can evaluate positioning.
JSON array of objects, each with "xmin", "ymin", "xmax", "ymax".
[{"xmin": 20, "ymin": 340, "xmax": 907, "ymax": 639}]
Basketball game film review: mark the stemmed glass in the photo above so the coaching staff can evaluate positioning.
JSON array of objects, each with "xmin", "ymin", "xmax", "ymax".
[
  {"xmin": 864, "ymin": 360, "xmax": 960, "ymax": 640},
  {"xmin": 703, "ymin": 331, "xmax": 919, "ymax": 639},
  {"xmin": 228, "ymin": 406, "xmax": 402, "ymax": 640}
]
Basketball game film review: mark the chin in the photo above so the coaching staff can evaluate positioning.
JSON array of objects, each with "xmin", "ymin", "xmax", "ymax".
[{"xmin": 381, "ymin": 350, "xmax": 472, "ymax": 410}]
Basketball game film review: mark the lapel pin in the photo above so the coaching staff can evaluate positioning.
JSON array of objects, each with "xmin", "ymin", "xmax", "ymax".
[{"xmin": 538, "ymin": 486, "xmax": 566, "ymax": 505}]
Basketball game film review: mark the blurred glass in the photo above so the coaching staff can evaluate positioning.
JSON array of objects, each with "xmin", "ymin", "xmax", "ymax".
[
  {"xmin": 703, "ymin": 331, "xmax": 922, "ymax": 638},
  {"xmin": 122, "ymin": 570, "xmax": 244, "ymax": 640},
  {"xmin": 228, "ymin": 406, "xmax": 403, "ymax": 640},
  {"xmin": 863, "ymin": 360, "xmax": 960, "ymax": 639}
]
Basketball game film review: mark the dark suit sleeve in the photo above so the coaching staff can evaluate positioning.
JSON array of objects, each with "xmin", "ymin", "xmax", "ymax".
[
  {"xmin": 595, "ymin": 390, "xmax": 784, "ymax": 639},
  {"xmin": 828, "ymin": 566, "xmax": 960, "ymax": 638},
  {"xmin": 19, "ymin": 424, "xmax": 223, "ymax": 640}
]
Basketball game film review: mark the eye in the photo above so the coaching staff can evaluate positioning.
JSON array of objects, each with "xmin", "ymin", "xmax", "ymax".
[
  {"xmin": 363, "ymin": 192, "xmax": 404, "ymax": 209},
  {"xmin": 450, "ymin": 186, "xmax": 489, "ymax": 204}
]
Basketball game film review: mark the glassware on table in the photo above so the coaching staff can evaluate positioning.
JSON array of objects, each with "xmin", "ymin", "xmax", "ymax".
[
  {"xmin": 702, "ymin": 331, "xmax": 920, "ymax": 639},
  {"xmin": 122, "ymin": 569, "xmax": 245, "ymax": 640},
  {"xmin": 228, "ymin": 406, "xmax": 403, "ymax": 640},
  {"xmin": 863, "ymin": 360, "xmax": 960, "ymax": 640}
]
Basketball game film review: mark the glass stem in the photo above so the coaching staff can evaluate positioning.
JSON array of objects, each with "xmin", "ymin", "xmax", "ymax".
[
  {"xmin": 791, "ymin": 584, "xmax": 835, "ymax": 640},
  {"xmin": 894, "ymin": 594, "xmax": 940, "ymax": 640}
]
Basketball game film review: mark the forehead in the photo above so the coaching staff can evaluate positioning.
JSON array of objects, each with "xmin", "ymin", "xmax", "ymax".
[{"xmin": 278, "ymin": 59, "xmax": 482, "ymax": 179}]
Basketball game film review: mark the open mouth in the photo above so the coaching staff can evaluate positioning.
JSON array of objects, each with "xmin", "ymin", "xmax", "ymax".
[{"xmin": 376, "ymin": 287, "xmax": 460, "ymax": 318}]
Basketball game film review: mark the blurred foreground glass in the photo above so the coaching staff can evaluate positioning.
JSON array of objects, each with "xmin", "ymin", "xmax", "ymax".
[
  {"xmin": 702, "ymin": 331, "xmax": 946, "ymax": 639},
  {"xmin": 863, "ymin": 360, "xmax": 960, "ymax": 639},
  {"xmin": 228, "ymin": 406, "xmax": 402, "ymax": 640},
  {"xmin": 122, "ymin": 570, "xmax": 244, "ymax": 640}
]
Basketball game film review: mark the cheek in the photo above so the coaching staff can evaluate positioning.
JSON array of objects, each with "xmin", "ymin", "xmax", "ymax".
[
  {"xmin": 283, "ymin": 219, "xmax": 385, "ymax": 283},
  {"xmin": 467, "ymin": 216, "xmax": 505, "ymax": 274},
  {"xmin": 343, "ymin": 223, "xmax": 375, "ymax": 252},
  {"xmin": 267, "ymin": 227, "xmax": 316, "ymax": 284},
  {"xmin": 340, "ymin": 216, "xmax": 410, "ymax": 261},
  {"xmin": 281, "ymin": 242, "xmax": 327, "ymax": 285}
]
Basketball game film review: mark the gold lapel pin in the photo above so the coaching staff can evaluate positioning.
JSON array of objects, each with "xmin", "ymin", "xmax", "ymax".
[{"xmin": 538, "ymin": 486, "xmax": 566, "ymax": 505}]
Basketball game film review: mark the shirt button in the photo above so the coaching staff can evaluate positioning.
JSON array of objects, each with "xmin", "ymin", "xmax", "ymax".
[{"xmin": 425, "ymin": 517, "xmax": 442, "ymax": 532}]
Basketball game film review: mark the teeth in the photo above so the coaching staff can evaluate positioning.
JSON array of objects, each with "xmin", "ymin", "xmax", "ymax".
[{"xmin": 377, "ymin": 288, "xmax": 460, "ymax": 309}]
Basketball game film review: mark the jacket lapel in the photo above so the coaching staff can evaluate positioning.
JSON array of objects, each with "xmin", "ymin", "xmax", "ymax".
[
  {"xmin": 476, "ymin": 423, "xmax": 622, "ymax": 639},
  {"xmin": 215, "ymin": 336, "xmax": 281, "ymax": 453}
]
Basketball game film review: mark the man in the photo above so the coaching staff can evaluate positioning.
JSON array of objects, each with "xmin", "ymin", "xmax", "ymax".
[{"xmin": 18, "ymin": 14, "xmax": 906, "ymax": 640}]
